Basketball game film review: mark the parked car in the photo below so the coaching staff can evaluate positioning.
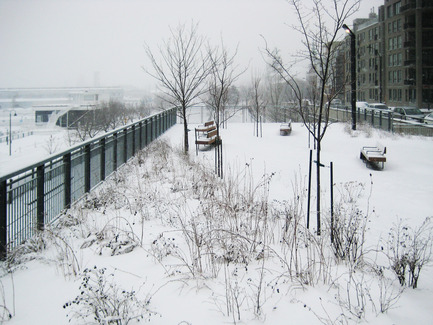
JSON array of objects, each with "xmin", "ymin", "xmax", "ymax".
[
  {"xmin": 424, "ymin": 112, "xmax": 433, "ymax": 125},
  {"xmin": 369, "ymin": 103, "xmax": 390, "ymax": 111},
  {"xmin": 356, "ymin": 101, "xmax": 369, "ymax": 111},
  {"xmin": 392, "ymin": 107, "xmax": 424, "ymax": 122}
]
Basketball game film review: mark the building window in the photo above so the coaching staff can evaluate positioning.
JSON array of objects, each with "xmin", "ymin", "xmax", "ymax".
[
  {"xmin": 395, "ymin": 1, "xmax": 401, "ymax": 15},
  {"xmin": 387, "ymin": 5, "xmax": 393, "ymax": 18},
  {"xmin": 397, "ymin": 70, "xmax": 402, "ymax": 83}
]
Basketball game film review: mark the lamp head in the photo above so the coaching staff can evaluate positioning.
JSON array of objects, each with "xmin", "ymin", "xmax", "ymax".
[{"xmin": 342, "ymin": 24, "xmax": 354, "ymax": 36}]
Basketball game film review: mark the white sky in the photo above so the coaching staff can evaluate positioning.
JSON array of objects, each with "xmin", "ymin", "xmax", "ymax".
[{"xmin": 0, "ymin": 0, "xmax": 379, "ymax": 91}]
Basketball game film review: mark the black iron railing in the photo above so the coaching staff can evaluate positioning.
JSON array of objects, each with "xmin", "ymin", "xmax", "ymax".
[{"xmin": 0, "ymin": 108, "xmax": 177, "ymax": 258}]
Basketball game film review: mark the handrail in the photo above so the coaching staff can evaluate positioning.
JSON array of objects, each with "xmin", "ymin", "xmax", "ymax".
[
  {"xmin": 0, "ymin": 107, "xmax": 177, "ymax": 258},
  {"xmin": 0, "ymin": 109, "xmax": 174, "ymax": 181}
]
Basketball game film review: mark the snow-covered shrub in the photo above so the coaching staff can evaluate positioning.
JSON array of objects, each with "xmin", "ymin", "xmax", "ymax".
[
  {"xmin": 386, "ymin": 217, "xmax": 433, "ymax": 288},
  {"xmin": 331, "ymin": 182, "xmax": 369, "ymax": 265},
  {"xmin": 80, "ymin": 215, "xmax": 139, "ymax": 256},
  {"xmin": 64, "ymin": 267, "xmax": 156, "ymax": 324},
  {"xmin": 46, "ymin": 228, "xmax": 81, "ymax": 277},
  {"xmin": 151, "ymin": 233, "xmax": 179, "ymax": 261},
  {"xmin": 6, "ymin": 232, "xmax": 46, "ymax": 267}
]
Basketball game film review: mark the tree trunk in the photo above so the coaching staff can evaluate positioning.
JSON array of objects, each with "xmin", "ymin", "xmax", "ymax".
[
  {"xmin": 316, "ymin": 140, "xmax": 321, "ymax": 236},
  {"xmin": 182, "ymin": 106, "xmax": 189, "ymax": 152}
]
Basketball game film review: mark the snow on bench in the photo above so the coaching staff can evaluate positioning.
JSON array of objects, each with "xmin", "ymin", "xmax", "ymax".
[
  {"xmin": 360, "ymin": 143, "xmax": 386, "ymax": 169},
  {"xmin": 195, "ymin": 121, "xmax": 220, "ymax": 155},
  {"xmin": 280, "ymin": 120, "xmax": 292, "ymax": 136}
]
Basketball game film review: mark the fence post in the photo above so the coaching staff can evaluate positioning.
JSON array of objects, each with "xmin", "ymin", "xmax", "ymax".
[
  {"xmin": 123, "ymin": 129, "xmax": 128, "ymax": 164},
  {"xmin": 388, "ymin": 112, "xmax": 392, "ymax": 132},
  {"xmin": 113, "ymin": 133, "xmax": 118, "ymax": 171},
  {"xmin": 63, "ymin": 153, "xmax": 71, "ymax": 209},
  {"xmin": 0, "ymin": 179, "xmax": 7, "ymax": 259},
  {"xmin": 132, "ymin": 125, "xmax": 136, "ymax": 156},
  {"xmin": 100, "ymin": 138, "xmax": 106, "ymax": 182},
  {"xmin": 160, "ymin": 113, "xmax": 163, "ymax": 135},
  {"xmin": 139, "ymin": 121, "xmax": 143, "ymax": 150},
  {"xmin": 37, "ymin": 165, "xmax": 45, "ymax": 231},
  {"xmin": 150, "ymin": 117, "xmax": 154, "ymax": 142},
  {"xmin": 84, "ymin": 144, "xmax": 91, "ymax": 193},
  {"xmin": 144, "ymin": 120, "xmax": 148, "ymax": 147}
]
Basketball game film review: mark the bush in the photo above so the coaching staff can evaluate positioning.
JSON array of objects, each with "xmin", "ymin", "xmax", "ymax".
[
  {"xmin": 386, "ymin": 217, "xmax": 433, "ymax": 288},
  {"xmin": 64, "ymin": 267, "xmax": 156, "ymax": 324}
]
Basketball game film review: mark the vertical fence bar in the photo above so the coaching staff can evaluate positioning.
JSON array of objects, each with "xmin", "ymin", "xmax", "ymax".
[
  {"xmin": 84, "ymin": 144, "xmax": 91, "ymax": 193},
  {"xmin": 37, "ymin": 165, "xmax": 45, "ymax": 231},
  {"xmin": 0, "ymin": 179, "xmax": 6, "ymax": 259},
  {"xmin": 63, "ymin": 153, "xmax": 71, "ymax": 209}
]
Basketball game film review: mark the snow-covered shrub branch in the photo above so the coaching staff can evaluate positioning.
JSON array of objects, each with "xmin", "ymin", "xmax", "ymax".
[
  {"xmin": 64, "ymin": 266, "xmax": 157, "ymax": 324},
  {"xmin": 385, "ymin": 217, "xmax": 433, "ymax": 289}
]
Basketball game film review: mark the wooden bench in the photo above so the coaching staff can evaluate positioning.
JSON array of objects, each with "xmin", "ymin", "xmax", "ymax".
[
  {"xmin": 360, "ymin": 143, "xmax": 387, "ymax": 169},
  {"xmin": 195, "ymin": 121, "xmax": 221, "ymax": 155},
  {"xmin": 280, "ymin": 120, "xmax": 292, "ymax": 136}
]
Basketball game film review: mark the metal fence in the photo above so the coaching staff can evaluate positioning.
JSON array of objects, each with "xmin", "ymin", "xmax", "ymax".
[
  {"xmin": 329, "ymin": 107, "xmax": 433, "ymax": 137},
  {"xmin": 0, "ymin": 108, "xmax": 177, "ymax": 258}
]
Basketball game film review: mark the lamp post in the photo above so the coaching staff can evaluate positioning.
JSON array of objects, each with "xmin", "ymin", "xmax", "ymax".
[
  {"xmin": 343, "ymin": 23, "xmax": 356, "ymax": 130},
  {"xmin": 9, "ymin": 110, "xmax": 17, "ymax": 156}
]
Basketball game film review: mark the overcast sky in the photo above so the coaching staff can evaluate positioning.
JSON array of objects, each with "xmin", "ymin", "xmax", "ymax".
[{"xmin": 0, "ymin": 0, "xmax": 379, "ymax": 91}]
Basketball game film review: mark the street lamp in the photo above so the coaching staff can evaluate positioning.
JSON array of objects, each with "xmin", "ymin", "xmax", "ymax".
[
  {"xmin": 343, "ymin": 23, "xmax": 356, "ymax": 130},
  {"xmin": 9, "ymin": 110, "xmax": 17, "ymax": 156}
]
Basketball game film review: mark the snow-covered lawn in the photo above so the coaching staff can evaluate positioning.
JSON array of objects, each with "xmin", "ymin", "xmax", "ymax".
[{"xmin": 1, "ymin": 122, "xmax": 433, "ymax": 324}]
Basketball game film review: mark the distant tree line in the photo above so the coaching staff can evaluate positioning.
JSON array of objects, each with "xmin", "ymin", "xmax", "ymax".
[{"xmin": 68, "ymin": 99, "xmax": 152, "ymax": 143}]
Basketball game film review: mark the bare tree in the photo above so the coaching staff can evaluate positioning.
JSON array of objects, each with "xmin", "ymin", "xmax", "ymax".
[
  {"xmin": 204, "ymin": 42, "xmax": 246, "ymax": 177},
  {"xmin": 264, "ymin": 0, "xmax": 360, "ymax": 235},
  {"xmin": 265, "ymin": 48, "xmax": 289, "ymax": 123},
  {"xmin": 144, "ymin": 22, "xmax": 211, "ymax": 152},
  {"xmin": 74, "ymin": 109, "xmax": 100, "ymax": 141},
  {"xmin": 206, "ymin": 42, "xmax": 246, "ymax": 129},
  {"xmin": 249, "ymin": 74, "xmax": 267, "ymax": 137},
  {"xmin": 97, "ymin": 100, "xmax": 125, "ymax": 132}
]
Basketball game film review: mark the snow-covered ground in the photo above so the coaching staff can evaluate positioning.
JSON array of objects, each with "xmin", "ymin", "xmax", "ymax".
[{"xmin": 1, "ymin": 121, "xmax": 433, "ymax": 324}]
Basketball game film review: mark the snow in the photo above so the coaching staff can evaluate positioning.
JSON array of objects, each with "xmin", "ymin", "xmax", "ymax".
[{"xmin": 1, "ymin": 120, "xmax": 433, "ymax": 324}]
